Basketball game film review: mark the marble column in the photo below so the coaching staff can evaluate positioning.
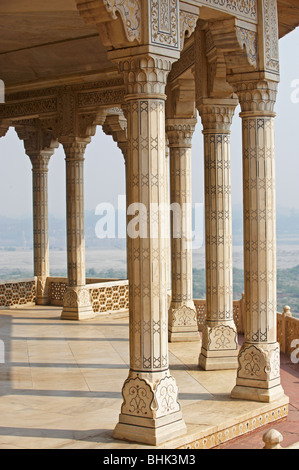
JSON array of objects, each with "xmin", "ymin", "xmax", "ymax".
[
  {"xmin": 113, "ymin": 55, "xmax": 186, "ymax": 446},
  {"xmin": 166, "ymin": 119, "xmax": 199, "ymax": 342},
  {"xmin": 61, "ymin": 137, "xmax": 94, "ymax": 320},
  {"xmin": 29, "ymin": 152, "xmax": 53, "ymax": 304},
  {"xmin": 197, "ymin": 98, "xmax": 239, "ymax": 370},
  {"xmin": 231, "ymin": 81, "xmax": 285, "ymax": 402}
]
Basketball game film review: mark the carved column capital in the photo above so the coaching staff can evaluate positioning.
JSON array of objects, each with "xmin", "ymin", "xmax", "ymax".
[
  {"xmin": 15, "ymin": 119, "xmax": 58, "ymax": 162},
  {"xmin": 60, "ymin": 137, "xmax": 91, "ymax": 161},
  {"xmin": 112, "ymin": 54, "xmax": 174, "ymax": 98},
  {"xmin": 232, "ymin": 80, "xmax": 278, "ymax": 114},
  {"xmin": 197, "ymin": 98, "xmax": 238, "ymax": 132},
  {"xmin": 166, "ymin": 118, "xmax": 197, "ymax": 148},
  {"xmin": 29, "ymin": 151, "xmax": 52, "ymax": 172}
]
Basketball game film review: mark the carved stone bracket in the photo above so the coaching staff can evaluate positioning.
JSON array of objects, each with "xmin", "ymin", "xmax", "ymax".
[
  {"xmin": 208, "ymin": 19, "xmax": 258, "ymax": 75},
  {"xmin": 102, "ymin": 111, "xmax": 128, "ymax": 161},
  {"xmin": 77, "ymin": 0, "xmax": 141, "ymax": 47},
  {"xmin": 15, "ymin": 119, "xmax": 58, "ymax": 161}
]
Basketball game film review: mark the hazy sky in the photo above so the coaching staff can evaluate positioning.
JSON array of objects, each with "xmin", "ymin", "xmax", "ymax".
[{"xmin": 0, "ymin": 27, "xmax": 298, "ymax": 219}]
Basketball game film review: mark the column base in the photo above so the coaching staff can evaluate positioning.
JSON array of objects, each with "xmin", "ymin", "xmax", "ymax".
[
  {"xmin": 168, "ymin": 304, "xmax": 199, "ymax": 342},
  {"xmin": 199, "ymin": 349, "xmax": 239, "ymax": 370},
  {"xmin": 198, "ymin": 323, "xmax": 239, "ymax": 370},
  {"xmin": 231, "ymin": 341, "xmax": 286, "ymax": 402},
  {"xmin": 169, "ymin": 330, "xmax": 200, "ymax": 342},
  {"xmin": 36, "ymin": 296, "xmax": 50, "ymax": 306},
  {"xmin": 231, "ymin": 384, "xmax": 286, "ymax": 403},
  {"xmin": 61, "ymin": 286, "xmax": 96, "ymax": 321},
  {"xmin": 114, "ymin": 373, "xmax": 186, "ymax": 445},
  {"xmin": 36, "ymin": 277, "xmax": 50, "ymax": 306},
  {"xmin": 113, "ymin": 410, "xmax": 187, "ymax": 446}
]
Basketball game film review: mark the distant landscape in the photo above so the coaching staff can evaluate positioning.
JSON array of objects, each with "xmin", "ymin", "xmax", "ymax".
[{"xmin": 1, "ymin": 205, "xmax": 299, "ymax": 317}]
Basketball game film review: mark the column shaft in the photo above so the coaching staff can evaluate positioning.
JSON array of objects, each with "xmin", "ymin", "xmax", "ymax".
[
  {"xmin": 31, "ymin": 153, "xmax": 51, "ymax": 305},
  {"xmin": 231, "ymin": 81, "xmax": 285, "ymax": 402},
  {"xmin": 61, "ymin": 138, "xmax": 94, "ymax": 320},
  {"xmin": 113, "ymin": 55, "xmax": 186, "ymax": 446},
  {"xmin": 167, "ymin": 119, "xmax": 199, "ymax": 342},
  {"xmin": 198, "ymin": 100, "xmax": 238, "ymax": 370}
]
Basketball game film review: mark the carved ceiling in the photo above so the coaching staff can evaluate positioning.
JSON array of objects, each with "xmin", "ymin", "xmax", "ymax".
[{"xmin": 0, "ymin": 0, "xmax": 298, "ymax": 93}]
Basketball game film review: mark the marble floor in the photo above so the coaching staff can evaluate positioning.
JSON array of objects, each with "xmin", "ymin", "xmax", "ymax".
[{"xmin": 0, "ymin": 305, "xmax": 294, "ymax": 449}]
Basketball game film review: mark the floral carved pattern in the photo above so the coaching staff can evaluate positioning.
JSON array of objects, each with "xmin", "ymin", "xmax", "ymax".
[
  {"xmin": 121, "ymin": 377, "xmax": 154, "ymax": 417},
  {"xmin": 151, "ymin": 0, "xmax": 179, "ymax": 49},
  {"xmin": 199, "ymin": 0, "xmax": 257, "ymax": 20},
  {"xmin": 155, "ymin": 376, "xmax": 180, "ymax": 417},
  {"xmin": 103, "ymin": 0, "xmax": 141, "ymax": 42}
]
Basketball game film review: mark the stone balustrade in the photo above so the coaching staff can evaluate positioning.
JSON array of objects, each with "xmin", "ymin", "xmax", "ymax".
[
  {"xmin": 0, "ymin": 278, "xmax": 36, "ymax": 307},
  {"xmin": 1, "ymin": 278, "xmax": 298, "ymax": 359},
  {"xmin": 47, "ymin": 277, "xmax": 129, "ymax": 314}
]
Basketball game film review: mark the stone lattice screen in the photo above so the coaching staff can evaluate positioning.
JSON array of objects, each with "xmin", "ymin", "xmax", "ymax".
[
  {"xmin": 277, "ymin": 310, "xmax": 299, "ymax": 355},
  {"xmin": 88, "ymin": 280, "xmax": 129, "ymax": 313},
  {"xmin": 194, "ymin": 297, "xmax": 245, "ymax": 334},
  {"xmin": 48, "ymin": 277, "xmax": 129, "ymax": 314},
  {"xmin": 0, "ymin": 278, "xmax": 36, "ymax": 307}
]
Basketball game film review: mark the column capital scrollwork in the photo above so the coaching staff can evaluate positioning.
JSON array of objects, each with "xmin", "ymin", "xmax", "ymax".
[
  {"xmin": 232, "ymin": 79, "xmax": 278, "ymax": 114},
  {"xmin": 60, "ymin": 137, "xmax": 91, "ymax": 161},
  {"xmin": 166, "ymin": 118, "xmax": 197, "ymax": 148},
  {"xmin": 15, "ymin": 119, "xmax": 58, "ymax": 168},
  {"xmin": 197, "ymin": 98, "xmax": 238, "ymax": 132},
  {"xmin": 111, "ymin": 53, "xmax": 174, "ymax": 98},
  {"xmin": 30, "ymin": 151, "xmax": 53, "ymax": 172}
]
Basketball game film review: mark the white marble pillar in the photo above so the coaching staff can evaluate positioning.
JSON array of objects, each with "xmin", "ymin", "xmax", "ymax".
[
  {"xmin": 166, "ymin": 119, "xmax": 199, "ymax": 342},
  {"xmin": 61, "ymin": 137, "xmax": 94, "ymax": 320},
  {"xmin": 197, "ymin": 98, "xmax": 239, "ymax": 370},
  {"xmin": 231, "ymin": 80, "xmax": 285, "ymax": 402},
  {"xmin": 113, "ymin": 55, "xmax": 186, "ymax": 446},
  {"xmin": 30, "ymin": 152, "xmax": 52, "ymax": 305}
]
